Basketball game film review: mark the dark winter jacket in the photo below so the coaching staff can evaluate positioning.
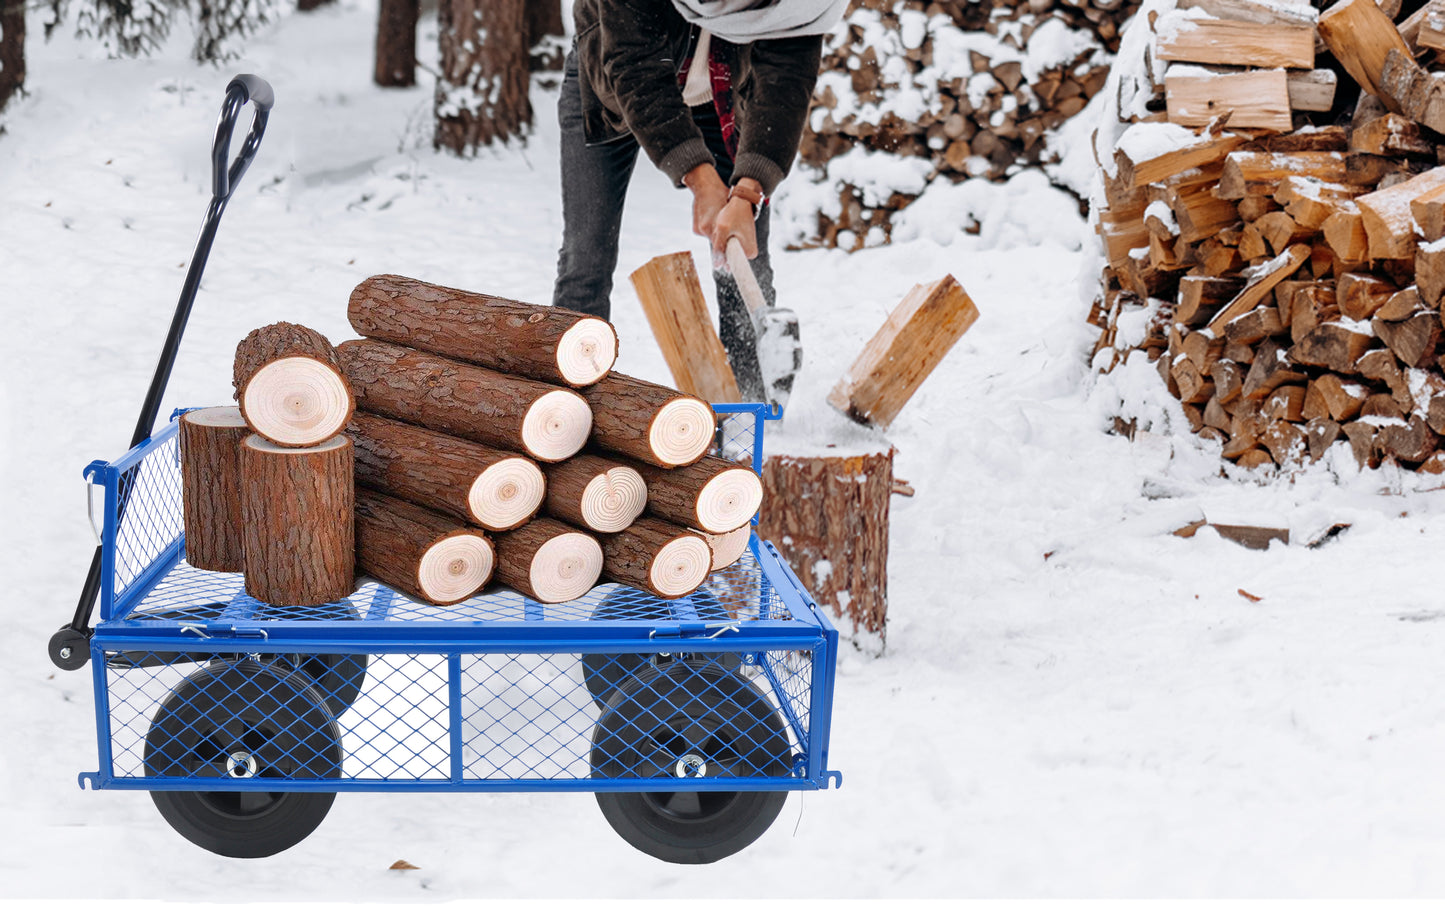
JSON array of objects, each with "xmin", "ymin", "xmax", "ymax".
[{"xmin": 572, "ymin": 0, "xmax": 823, "ymax": 197}]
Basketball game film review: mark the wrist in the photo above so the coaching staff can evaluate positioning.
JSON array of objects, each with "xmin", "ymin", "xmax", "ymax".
[
  {"xmin": 683, "ymin": 163, "xmax": 724, "ymax": 196},
  {"xmin": 727, "ymin": 180, "xmax": 766, "ymax": 215}
]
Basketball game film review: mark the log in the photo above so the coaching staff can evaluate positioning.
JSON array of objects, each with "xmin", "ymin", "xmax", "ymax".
[
  {"xmin": 1175, "ymin": 0, "xmax": 1316, "ymax": 28},
  {"xmin": 598, "ymin": 517, "xmax": 711, "ymax": 599},
  {"xmin": 355, "ymin": 489, "xmax": 494, "ymax": 606},
  {"xmin": 232, "ymin": 322, "xmax": 355, "ymax": 447},
  {"xmin": 1157, "ymin": 20, "xmax": 1314, "ymax": 68},
  {"xmin": 1356, "ymin": 167, "xmax": 1445, "ymax": 260},
  {"xmin": 1291, "ymin": 284, "xmax": 1340, "ymax": 344},
  {"xmin": 492, "ymin": 517, "xmax": 603, "ymax": 603},
  {"xmin": 579, "ymin": 372, "xmax": 715, "ymax": 467},
  {"xmin": 629, "ymin": 252, "xmax": 742, "ymax": 403},
  {"xmin": 627, "ymin": 455, "xmax": 764, "ymax": 534},
  {"xmin": 1224, "ymin": 306, "xmax": 1284, "ymax": 346},
  {"xmin": 540, "ymin": 454, "xmax": 647, "ymax": 533},
  {"xmin": 348, "ymin": 274, "xmax": 617, "ymax": 387},
  {"xmin": 1165, "ymin": 68, "xmax": 1292, "ymax": 132},
  {"xmin": 240, "ymin": 434, "xmax": 355, "ymax": 606},
  {"xmin": 1178, "ymin": 276, "xmax": 1244, "ymax": 325},
  {"xmin": 1170, "ymin": 182, "xmax": 1241, "ymax": 244},
  {"xmin": 348, "ymin": 411, "xmax": 544, "ymax": 532},
  {"xmin": 1261, "ymin": 419, "xmax": 1307, "ymax": 464},
  {"xmin": 1306, "ymin": 417, "xmax": 1343, "ymax": 460},
  {"xmin": 1379, "ymin": 49, "xmax": 1445, "ymax": 133},
  {"xmin": 1377, "ymin": 286, "xmax": 1423, "ymax": 321},
  {"xmin": 828, "ymin": 275, "xmax": 980, "ymax": 431},
  {"xmin": 179, "ymin": 406, "xmax": 250, "ymax": 572},
  {"xmin": 1316, "ymin": 0, "xmax": 1412, "ymax": 101},
  {"xmin": 337, "ymin": 339, "xmax": 592, "ymax": 462},
  {"xmin": 1358, "ymin": 348, "xmax": 1415, "ymax": 410},
  {"xmin": 698, "ymin": 525, "xmax": 752, "ymax": 572},
  {"xmin": 1343, "ymin": 421, "xmax": 1380, "ymax": 468}
]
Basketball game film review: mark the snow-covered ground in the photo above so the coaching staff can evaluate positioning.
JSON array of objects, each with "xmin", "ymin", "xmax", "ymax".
[{"xmin": 8, "ymin": 1, "xmax": 1445, "ymax": 899}]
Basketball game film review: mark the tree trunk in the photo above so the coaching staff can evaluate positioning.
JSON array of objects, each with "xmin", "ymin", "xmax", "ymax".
[
  {"xmin": 758, "ymin": 450, "xmax": 893, "ymax": 643},
  {"xmin": 435, "ymin": 0, "xmax": 532, "ymax": 153},
  {"xmin": 233, "ymin": 322, "xmax": 354, "ymax": 447},
  {"xmin": 580, "ymin": 373, "xmax": 716, "ymax": 467},
  {"xmin": 240, "ymin": 435, "xmax": 355, "ymax": 606},
  {"xmin": 337, "ymin": 339, "xmax": 591, "ymax": 462},
  {"xmin": 180, "ymin": 406, "xmax": 250, "ymax": 573},
  {"xmin": 541, "ymin": 454, "xmax": 646, "ymax": 533},
  {"xmin": 526, "ymin": 0, "xmax": 565, "ymax": 71},
  {"xmin": 0, "ymin": 0, "xmax": 24, "ymax": 115},
  {"xmin": 599, "ymin": 517, "xmax": 711, "ymax": 599},
  {"xmin": 356, "ymin": 489, "xmax": 494, "ymax": 606},
  {"xmin": 348, "ymin": 274, "xmax": 616, "ymax": 386},
  {"xmin": 374, "ymin": 0, "xmax": 419, "ymax": 87},
  {"xmin": 627, "ymin": 455, "xmax": 763, "ymax": 534},
  {"xmin": 298, "ymin": 0, "xmax": 334, "ymax": 9},
  {"xmin": 348, "ymin": 411, "xmax": 544, "ymax": 531},
  {"xmin": 492, "ymin": 518, "xmax": 602, "ymax": 603}
]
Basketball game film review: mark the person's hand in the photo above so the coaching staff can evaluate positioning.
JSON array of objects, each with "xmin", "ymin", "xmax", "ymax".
[
  {"xmin": 683, "ymin": 163, "xmax": 728, "ymax": 241},
  {"xmin": 712, "ymin": 196, "xmax": 758, "ymax": 260}
]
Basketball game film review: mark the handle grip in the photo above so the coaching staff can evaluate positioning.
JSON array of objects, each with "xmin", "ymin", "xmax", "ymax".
[
  {"xmin": 725, "ymin": 237, "xmax": 768, "ymax": 318},
  {"xmin": 211, "ymin": 74, "xmax": 273, "ymax": 201}
]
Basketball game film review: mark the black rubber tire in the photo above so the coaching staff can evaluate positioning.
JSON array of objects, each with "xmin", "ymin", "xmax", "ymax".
[
  {"xmin": 273, "ymin": 651, "xmax": 369, "ymax": 718},
  {"xmin": 143, "ymin": 658, "xmax": 343, "ymax": 858},
  {"xmin": 582, "ymin": 588, "xmax": 741, "ymax": 706},
  {"xmin": 591, "ymin": 659, "xmax": 792, "ymax": 864}
]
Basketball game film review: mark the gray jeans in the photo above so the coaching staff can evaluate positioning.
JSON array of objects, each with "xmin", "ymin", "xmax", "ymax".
[{"xmin": 552, "ymin": 48, "xmax": 775, "ymax": 401}]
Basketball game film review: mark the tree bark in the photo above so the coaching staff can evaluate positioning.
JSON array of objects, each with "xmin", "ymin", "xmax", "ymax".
[
  {"xmin": 599, "ymin": 517, "xmax": 711, "ymax": 599},
  {"xmin": 337, "ymin": 339, "xmax": 591, "ymax": 462},
  {"xmin": 0, "ymin": 0, "xmax": 24, "ymax": 115},
  {"xmin": 356, "ymin": 489, "xmax": 494, "ymax": 605},
  {"xmin": 435, "ymin": 0, "xmax": 532, "ymax": 153},
  {"xmin": 580, "ymin": 373, "xmax": 716, "ymax": 467},
  {"xmin": 348, "ymin": 411, "xmax": 544, "ymax": 531},
  {"xmin": 233, "ymin": 322, "xmax": 354, "ymax": 447},
  {"xmin": 492, "ymin": 518, "xmax": 603, "ymax": 603},
  {"xmin": 240, "ymin": 435, "xmax": 355, "ymax": 606},
  {"xmin": 348, "ymin": 274, "xmax": 616, "ymax": 386},
  {"xmin": 541, "ymin": 454, "xmax": 646, "ymax": 533},
  {"xmin": 526, "ymin": 0, "xmax": 566, "ymax": 71},
  {"xmin": 180, "ymin": 406, "xmax": 250, "ymax": 573},
  {"xmin": 626, "ymin": 455, "xmax": 763, "ymax": 534},
  {"xmin": 374, "ymin": 0, "xmax": 419, "ymax": 87}
]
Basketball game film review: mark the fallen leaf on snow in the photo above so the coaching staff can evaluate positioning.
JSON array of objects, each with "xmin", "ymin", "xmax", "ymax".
[
  {"xmin": 1237, "ymin": 589, "xmax": 1262, "ymax": 603},
  {"xmin": 390, "ymin": 860, "xmax": 420, "ymax": 871}
]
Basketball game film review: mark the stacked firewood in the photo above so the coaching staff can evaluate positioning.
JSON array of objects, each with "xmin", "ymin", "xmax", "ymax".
[
  {"xmin": 1091, "ymin": 0, "xmax": 1445, "ymax": 474},
  {"xmin": 179, "ymin": 276, "xmax": 763, "ymax": 607},
  {"xmin": 792, "ymin": 0, "xmax": 1133, "ymax": 250}
]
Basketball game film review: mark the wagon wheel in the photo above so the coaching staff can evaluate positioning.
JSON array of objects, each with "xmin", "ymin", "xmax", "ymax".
[
  {"xmin": 590, "ymin": 658, "xmax": 793, "ymax": 864},
  {"xmin": 143, "ymin": 658, "xmax": 343, "ymax": 858},
  {"xmin": 581, "ymin": 588, "xmax": 741, "ymax": 706}
]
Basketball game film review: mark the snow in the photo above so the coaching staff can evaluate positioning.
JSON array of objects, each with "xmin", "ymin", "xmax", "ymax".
[{"xmin": 11, "ymin": 0, "xmax": 1445, "ymax": 900}]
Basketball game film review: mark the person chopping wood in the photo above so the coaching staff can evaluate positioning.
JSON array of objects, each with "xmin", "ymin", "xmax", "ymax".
[{"xmin": 552, "ymin": 0, "xmax": 846, "ymax": 403}]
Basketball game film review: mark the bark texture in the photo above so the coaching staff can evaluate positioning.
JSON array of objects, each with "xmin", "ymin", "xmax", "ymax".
[
  {"xmin": 355, "ymin": 489, "xmax": 494, "ymax": 606},
  {"xmin": 435, "ymin": 0, "xmax": 532, "ymax": 153},
  {"xmin": 492, "ymin": 517, "xmax": 603, "ymax": 603},
  {"xmin": 179, "ymin": 407, "xmax": 250, "ymax": 572},
  {"xmin": 599, "ymin": 517, "xmax": 710, "ymax": 599},
  {"xmin": 0, "ymin": 0, "xmax": 24, "ymax": 115},
  {"xmin": 628, "ymin": 455, "xmax": 764, "ymax": 533},
  {"xmin": 541, "ymin": 454, "xmax": 646, "ymax": 533},
  {"xmin": 580, "ymin": 372, "xmax": 715, "ymax": 467},
  {"xmin": 374, "ymin": 0, "xmax": 419, "ymax": 86},
  {"xmin": 232, "ymin": 322, "xmax": 354, "ymax": 447}
]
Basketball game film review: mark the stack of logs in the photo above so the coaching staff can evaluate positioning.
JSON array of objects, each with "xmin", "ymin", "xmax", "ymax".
[
  {"xmin": 179, "ymin": 275, "xmax": 764, "ymax": 608},
  {"xmin": 1091, "ymin": 0, "xmax": 1445, "ymax": 473},
  {"xmin": 794, "ymin": 0, "xmax": 1133, "ymax": 250}
]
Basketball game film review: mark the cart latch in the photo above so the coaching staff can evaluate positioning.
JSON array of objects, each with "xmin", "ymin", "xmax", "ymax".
[{"xmin": 649, "ymin": 621, "xmax": 740, "ymax": 641}]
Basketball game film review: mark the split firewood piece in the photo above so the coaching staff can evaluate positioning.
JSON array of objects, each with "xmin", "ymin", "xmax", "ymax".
[
  {"xmin": 1212, "ymin": 359, "xmax": 1246, "ymax": 404},
  {"xmin": 1358, "ymin": 349, "xmax": 1415, "ymax": 411},
  {"xmin": 1176, "ymin": 0, "xmax": 1317, "ymax": 28},
  {"xmin": 541, "ymin": 454, "xmax": 647, "ymax": 534},
  {"xmin": 828, "ymin": 275, "xmax": 980, "ymax": 431},
  {"xmin": 1242, "ymin": 339, "xmax": 1307, "ymax": 401},
  {"xmin": 1416, "ymin": 239, "xmax": 1445, "ymax": 306},
  {"xmin": 1204, "ymin": 396, "xmax": 1232, "ymax": 430},
  {"xmin": 1373, "ymin": 311, "xmax": 1441, "ymax": 367},
  {"xmin": 1238, "ymin": 221, "xmax": 1270, "ymax": 260},
  {"xmin": 180, "ymin": 406, "xmax": 250, "ymax": 573},
  {"xmin": 1337, "ymin": 273, "xmax": 1396, "ymax": 321},
  {"xmin": 1421, "ymin": 10, "xmax": 1445, "ymax": 51},
  {"xmin": 355, "ymin": 489, "xmax": 494, "ymax": 606},
  {"xmin": 1224, "ymin": 306, "xmax": 1283, "ymax": 347},
  {"xmin": 240, "ymin": 435, "xmax": 355, "ymax": 607},
  {"xmin": 1411, "ymin": 186, "xmax": 1445, "ymax": 244},
  {"xmin": 1178, "ymin": 277, "xmax": 1245, "ymax": 326},
  {"xmin": 1376, "ymin": 287, "xmax": 1424, "ymax": 322},
  {"xmin": 1165, "ymin": 67, "xmax": 1291, "ymax": 132},
  {"xmin": 1317, "ymin": 0, "xmax": 1412, "ymax": 101},
  {"xmin": 1427, "ymin": 396, "xmax": 1445, "ymax": 434},
  {"xmin": 1287, "ymin": 70, "xmax": 1338, "ymax": 113},
  {"xmin": 1182, "ymin": 330, "xmax": 1226, "ymax": 372},
  {"xmin": 698, "ymin": 525, "xmax": 752, "ymax": 572},
  {"xmin": 348, "ymin": 411, "xmax": 544, "ymax": 532},
  {"xmin": 1342, "ymin": 421, "xmax": 1380, "ymax": 468},
  {"xmin": 337, "ymin": 340, "xmax": 592, "ymax": 463},
  {"xmin": 1290, "ymin": 320, "xmax": 1374, "ymax": 374},
  {"xmin": 233, "ymin": 322, "xmax": 355, "ymax": 447},
  {"xmin": 1262, "ymin": 386, "xmax": 1306, "ymax": 423},
  {"xmin": 1349, "ymin": 114, "xmax": 1436, "ymax": 159},
  {"xmin": 1219, "ymin": 153, "xmax": 1347, "ymax": 200},
  {"xmin": 1173, "ymin": 359, "xmax": 1216, "ymax": 404},
  {"xmin": 1259, "ymin": 125, "xmax": 1348, "ymax": 153},
  {"xmin": 1401, "ymin": 0, "xmax": 1445, "ymax": 52},
  {"xmin": 1306, "ymin": 417, "xmax": 1343, "ymax": 461},
  {"xmin": 1206, "ymin": 243, "xmax": 1311, "ymax": 332},
  {"xmin": 629, "ymin": 252, "xmax": 740, "ymax": 403},
  {"xmin": 348, "ymin": 274, "xmax": 617, "ymax": 387},
  {"xmin": 579, "ymin": 372, "xmax": 715, "ymax": 468},
  {"xmin": 1376, "ymin": 415, "xmax": 1439, "ymax": 462},
  {"xmin": 1235, "ymin": 449, "xmax": 1276, "ymax": 470},
  {"xmin": 1156, "ymin": 18, "xmax": 1314, "ymax": 68},
  {"xmin": 1379, "ymin": 50, "xmax": 1445, "ymax": 133},
  {"xmin": 1115, "ymin": 130, "xmax": 1244, "ymax": 189},
  {"xmin": 1273, "ymin": 178, "xmax": 1364, "ymax": 231},
  {"xmin": 491, "ymin": 518, "xmax": 603, "ymax": 604},
  {"xmin": 1169, "ymin": 183, "xmax": 1241, "ymax": 244},
  {"xmin": 1261, "ymin": 420, "xmax": 1307, "ymax": 465},
  {"xmin": 1355, "ymin": 166, "xmax": 1445, "ymax": 260},
  {"xmin": 1255, "ymin": 213, "xmax": 1310, "ymax": 257},
  {"xmin": 1322, "ymin": 207, "xmax": 1368, "ymax": 264},
  {"xmin": 627, "ymin": 455, "xmax": 764, "ymax": 534},
  {"xmin": 598, "ymin": 517, "xmax": 712, "ymax": 599}
]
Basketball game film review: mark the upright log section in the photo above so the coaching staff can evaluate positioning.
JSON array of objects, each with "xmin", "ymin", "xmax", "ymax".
[
  {"xmin": 233, "ymin": 322, "xmax": 355, "ymax": 447},
  {"xmin": 580, "ymin": 373, "xmax": 715, "ymax": 467},
  {"xmin": 629, "ymin": 252, "xmax": 741, "ymax": 403},
  {"xmin": 240, "ymin": 435, "xmax": 356, "ymax": 607},
  {"xmin": 599, "ymin": 517, "xmax": 711, "ymax": 599},
  {"xmin": 349, "ymin": 274, "xmax": 617, "ymax": 387},
  {"xmin": 541, "ymin": 454, "xmax": 647, "ymax": 533},
  {"xmin": 627, "ymin": 455, "xmax": 763, "ymax": 534},
  {"xmin": 759, "ymin": 450, "xmax": 893, "ymax": 643},
  {"xmin": 493, "ymin": 518, "xmax": 603, "ymax": 604},
  {"xmin": 349, "ymin": 412, "xmax": 544, "ymax": 532},
  {"xmin": 179, "ymin": 406, "xmax": 250, "ymax": 572},
  {"xmin": 338, "ymin": 339, "xmax": 592, "ymax": 462},
  {"xmin": 355, "ymin": 490, "xmax": 494, "ymax": 606}
]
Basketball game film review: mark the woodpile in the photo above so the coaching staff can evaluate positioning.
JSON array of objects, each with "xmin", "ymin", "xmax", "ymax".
[{"xmin": 1090, "ymin": 0, "xmax": 1445, "ymax": 474}]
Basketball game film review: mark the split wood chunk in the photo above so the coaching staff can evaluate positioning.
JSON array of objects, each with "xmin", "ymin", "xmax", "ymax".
[
  {"xmin": 1273, "ymin": 178, "xmax": 1364, "ymax": 231},
  {"xmin": 1178, "ymin": 276, "xmax": 1244, "ymax": 325},
  {"xmin": 1235, "ymin": 448, "xmax": 1276, "ymax": 469},
  {"xmin": 1204, "ymin": 395, "xmax": 1232, "ymax": 430},
  {"xmin": 1212, "ymin": 359, "xmax": 1245, "ymax": 404},
  {"xmin": 348, "ymin": 411, "xmax": 544, "ymax": 532},
  {"xmin": 492, "ymin": 518, "xmax": 603, "ymax": 604},
  {"xmin": 1349, "ymin": 114, "xmax": 1436, "ymax": 159},
  {"xmin": 1342, "ymin": 421, "xmax": 1380, "ymax": 468},
  {"xmin": 1306, "ymin": 417, "xmax": 1343, "ymax": 460},
  {"xmin": 1259, "ymin": 125, "xmax": 1348, "ymax": 153},
  {"xmin": 1379, "ymin": 50, "xmax": 1445, "ymax": 134},
  {"xmin": 1223, "ymin": 306, "xmax": 1283, "ymax": 347},
  {"xmin": 1428, "ymin": 396, "xmax": 1445, "ymax": 434},
  {"xmin": 233, "ymin": 322, "xmax": 355, "ymax": 448},
  {"xmin": 1411, "ymin": 185, "xmax": 1445, "ymax": 244},
  {"xmin": 179, "ymin": 406, "xmax": 249, "ymax": 573},
  {"xmin": 1287, "ymin": 70, "xmax": 1338, "ymax": 113},
  {"xmin": 1261, "ymin": 419, "xmax": 1307, "ymax": 465},
  {"xmin": 629, "ymin": 253, "xmax": 741, "ymax": 404},
  {"xmin": 355, "ymin": 489, "xmax": 494, "ymax": 606},
  {"xmin": 1169, "ymin": 182, "xmax": 1241, "ymax": 244},
  {"xmin": 1317, "ymin": 0, "xmax": 1412, "ymax": 101},
  {"xmin": 1357, "ymin": 349, "xmax": 1415, "ymax": 411},
  {"xmin": 1417, "ymin": 241, "xmax": 1445, "ymax": 306},
  {"xmin": 1157, "ymin": 19, "xmax": 1314, "ymax": 68},
  {"xmin": 828, "ymin": 275, "xmax": 980, "ymax": 431},
  {"xmin": 541, "ymin": 454, "xmax": 646, "ymax": 534},
  {"xmin": 1165, "ymin": 68, "xmax": 1291, "ymax": 132},
  {"xmin": 1206, "ymin": 243, "xmax": 1311, "ymax": 332},
  {"xmin": 1373, "ymin": 311, "xmax": 1441, "ymax": 367},
  {"xmin": 1377, "ymin": 414, "xmax": 1439, "ymax": 462},
  {"xmin": 1261, "ymin": 385, "xmax": 1306, "ymax": 423},
  {"xmin": 1322, "ymin": 207, "xmax": 1368, "ymax": 263},
  {"xmin": 1355, "ymin": 167, "xmax": 1445, "ymax": 260},
  {"xmin": 579, "ymin": 372, "xmax": 715, "ymax": 468},
  {"xmin": 1242, "ymin": 339, "xmax": 1306, "ymax": 400},
  {"xmin": 1176, "ymin": 0, "xmax": 1317, "ymax": 28},
  {"xmin": 348, "ymin": 274, "xmax": 617, "ymax": 387},
  {"xmin": 627, "ymin": 455, "xmax": 764, "ymax": 534},
  {"xmin": 1116, "ymin": 131, "xmax": 1244, "ymax": 189},
  {"xmin": 1290, "ymin": 322, "xmax": 1374, "ymax": 373},
  {"xmin": 1402, "ymin": 0, "xmax": 1445, "ymax": 51},
  {"xmin": 1338, "ymin": 273, "xmax": 1396, "ymax": 321},
  {"xmin": 698, "ymin": 525, "xmax": 751, "ymax": 572},
  {"xmin": 599, "ymin": 517, "xmax": 711, "ymax": 599},
  {"xmin": 1174, "ymin": 359, "xmax": 1215, "ymax": 404},
  {"xmin": 338, "ymin": 340, "xmax": 592, "ymax": 463},
  {"xmin": 1182, "ymin": 330, "xmax": 1226, "ymax": 372},
  {"xmin": 1376, "ymin": 287, "xmax": 1424, "ymax": 322},
  {"xmin": 1219, "ymin": 153, "xmax": 1347, "ymax": 200},
  {"xmin": 1291, "ymin": 285, "xmax": 1340, "ymax": 344},
  {"xmin": 240, "ymin": 434, "xmax": 355, "ymax": 607},
  {"xmin": 1362, "ymin": 393, "xmax": 1407, "ymax": 422}
]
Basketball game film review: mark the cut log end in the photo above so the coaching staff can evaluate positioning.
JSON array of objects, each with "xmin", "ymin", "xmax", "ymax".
[
  {"xmin": 244, "ymin": 433, "xmax": 351, "ymax": 457},
  {"xmin": 529, "ymin": 532, "xmax": 604, "ymax": 603},
  {"xmin": 647, "ymin": 397, "xmax": 716, "ymax": 467},
  {"xmin": 185, "ymin": 405, "xmax": 248, "ymax": 428},
  {"xmin": 581, "ymin": 467, "xmax": 647, "ymax": 533},
  {"xmin": 699, "ymin": 524, "xmax": 751, "ymax": 572},
  {"xmin": 557, "ymin": 318, "xmax": 619, "ymax": 386},
  {"xmin": 467, "ymin": 457, "xmax": 546, "ymax": 531},
  {"xmin": 697, "ymin": 467, "xmax": 764, "ymax": 533},
  {"xmin": 521, "ymin": 390, "xmax": 593, "ymax": 461},
  {"xmin": 416, "ymin": 532, "xmax": 495, "ymax": 604},
  {"xmin": 649, "ymin": 536, "xmax": 712, "ymax": 597},
  {"xmin": 241, "ymin": 355, "xmax": 354, "ymax": 446}
]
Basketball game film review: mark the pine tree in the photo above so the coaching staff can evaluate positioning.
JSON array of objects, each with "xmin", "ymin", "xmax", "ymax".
[
  {"xmin": 374, "ymin": 0, "xmax": 417, "ymax": 87},
  {"xmin": 189, "ymin": 0, "xmax": 280, "ymax": 63},
  {"xmin": 49, "ymin": 0, "xmax": 278, "ymax": 62},
  {"xmin": 0, "ymin": 0, "xmax": 25, "ymax": 114},
  {"xmin": 435, "ymin": 0, "xmax": 532, "ymax": 154}
]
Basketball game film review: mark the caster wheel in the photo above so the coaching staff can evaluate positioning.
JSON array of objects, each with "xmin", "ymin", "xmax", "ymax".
[
  {"xmin": 143, "ymin": 658, "xmax": 342, "ymax": 858},
  {"xmin": 49, "ymin": 626, "xmax": 90, "ymax": 671},
  {"xmin": 591, "ymin": 658, "xmax": 792, "ymax": 864},
  {"xmin": 582, "ymin": 589, "xmax": 740, "ymax": 706},
  {"xmin": 271, "ymin": 651, "xmax": 369, "ymax": 718}
]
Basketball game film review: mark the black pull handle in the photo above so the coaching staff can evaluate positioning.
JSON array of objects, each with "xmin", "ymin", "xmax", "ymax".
[{"xmin": 211, "ymin": 74, "xmax": 273, "ymax": 201}]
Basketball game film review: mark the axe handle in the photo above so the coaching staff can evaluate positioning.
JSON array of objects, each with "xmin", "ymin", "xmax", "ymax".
[{"xmin": 725, "ymin": 237, "xmax": 768, "ymax": 317}]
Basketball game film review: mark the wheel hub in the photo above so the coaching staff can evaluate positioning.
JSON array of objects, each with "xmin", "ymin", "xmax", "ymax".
[
  {"xmin": 226, "ymin": 751, "xmax": 259, "ymax": 779},
  {"xmin": 674, "ymin": 753, "xmax": 709, "ymax": 778}
]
